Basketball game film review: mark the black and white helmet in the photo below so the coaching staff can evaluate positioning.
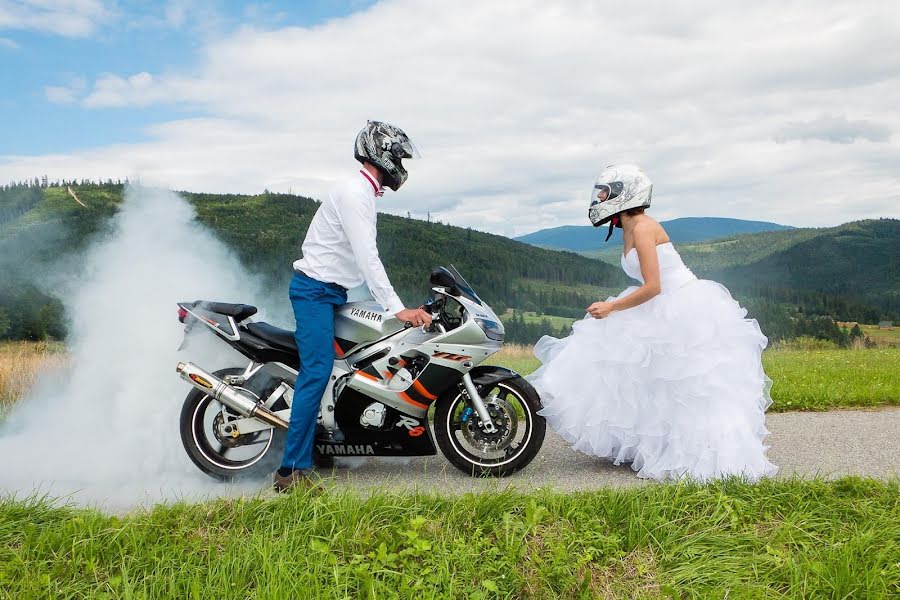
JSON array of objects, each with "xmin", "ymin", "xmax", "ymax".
[
  {"xmin": 354, "ymin": 120, "xmax": 420, "ymax": 191},
  {"xmin": 587, "ymin": 164, "xmax": 653, "ymax": 239}
]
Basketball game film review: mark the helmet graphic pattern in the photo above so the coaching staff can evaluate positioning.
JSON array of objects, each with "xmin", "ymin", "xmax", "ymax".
[{"xmin": 354, "ymin": 121, "xmax": 418, "ymax": 191}]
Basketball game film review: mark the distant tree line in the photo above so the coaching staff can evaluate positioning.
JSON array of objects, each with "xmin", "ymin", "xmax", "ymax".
[
  {"xmin": 0, "ymin": 285, "xmax": 66, "ymax": 341},
  {"xmin": 502, "ymin": 310, "xmax": 573, "ymax": 346}
]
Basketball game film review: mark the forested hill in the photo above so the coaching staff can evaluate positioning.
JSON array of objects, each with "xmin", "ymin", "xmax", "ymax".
[
  {"xmin": 697, "ymin": 219, "xmax": 900, "ymax": 319},
  {"xmin": 183, "ymin": 189, "xmax": 627, "ymax": 310},
  {"xmin": 2, "ymin": 182, "xmax": 895, "ymax": 345},
  {"xmin": 0, "ymin": 182, "xmax": 625, "ymax": 340}
]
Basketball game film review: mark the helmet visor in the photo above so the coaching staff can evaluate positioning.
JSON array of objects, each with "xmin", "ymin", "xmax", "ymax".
[
  {"xmin": 591, "ymin": 181, "xmax": 623, "ymax": 204},
  {"xmin": 592, "ymin": 183, "xmax": 611, "ymax": 205},
  {"xmin": 391, "ymin": 138, "xmax": 421, "ymax": 160}
]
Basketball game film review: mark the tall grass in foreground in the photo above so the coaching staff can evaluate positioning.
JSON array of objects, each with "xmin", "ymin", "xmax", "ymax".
[
  {"xmin": 490, "ymin": 344, "xmax": 900, "ymax": 412},
  {"xmin": 0, "ymin": 341, "xmax": 66, "ymax": 411},
  {"xmin": 1, "ymin": 478, "xmax": 897, "ymax": 598}
]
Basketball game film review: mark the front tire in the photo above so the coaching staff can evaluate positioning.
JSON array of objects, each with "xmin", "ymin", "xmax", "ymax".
[
  {"xmin": 434, "ymin": 375, "xmax": 545, "ymax": 477},
  {"xmin": 179, "ymin": 368, "xmax": 285, "ymax": 480}
]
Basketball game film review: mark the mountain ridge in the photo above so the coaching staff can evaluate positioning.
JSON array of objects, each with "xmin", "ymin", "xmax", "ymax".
[{"xmin": 515, "ymin": 217, "xmax": 794, "ymax": 252}]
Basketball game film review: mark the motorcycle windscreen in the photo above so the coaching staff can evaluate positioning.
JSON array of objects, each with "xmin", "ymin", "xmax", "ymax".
[{"xmin": 446, "ymin": 265, "xmax": 483, "ymax": 305}]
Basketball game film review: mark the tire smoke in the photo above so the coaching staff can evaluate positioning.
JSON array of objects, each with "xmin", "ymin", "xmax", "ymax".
[{"xmin": 0, "ymin": 186, "xmax": 288, "ymax": 510}]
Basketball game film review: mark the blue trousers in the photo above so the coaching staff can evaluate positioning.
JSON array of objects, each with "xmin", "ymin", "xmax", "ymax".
[{"xmin": 281, "ymin": 272, "xmax": 347, "ymax": 471}]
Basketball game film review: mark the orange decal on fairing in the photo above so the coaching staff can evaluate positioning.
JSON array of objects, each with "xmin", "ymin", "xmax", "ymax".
[
  {"xmin": 411, "ymin": 380, "xmax": 437, "ymax": 401},
  {"xmin": 408, "ymin": 426, "xmax": 426, "ymax": 437},
  {"xmin": 398, "ymin": 392, "xmax": 429, "ymax": 410},
  {"xmin": 433, "ymin": 352, "xmax": 471, "ymax": 362}
]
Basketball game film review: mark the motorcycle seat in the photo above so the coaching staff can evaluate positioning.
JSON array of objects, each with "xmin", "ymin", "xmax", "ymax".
[
  {"xmin": 246, "ymin": 322, "xmax": 297, "ymax": 351},
  {"xmin": 195, "ymin": 301, "xmax": 258, "ymax": 322}
]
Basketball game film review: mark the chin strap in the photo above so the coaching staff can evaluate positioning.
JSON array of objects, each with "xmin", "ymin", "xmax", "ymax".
[{"xmin": 605, "ymin": 216, "xmax": 621, "ymax": 241}]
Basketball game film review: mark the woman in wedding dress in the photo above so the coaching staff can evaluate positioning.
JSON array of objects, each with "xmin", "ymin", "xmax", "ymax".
[{"xmin": 529, "ymin": 165, "xmax": 777, "ymax": 481}]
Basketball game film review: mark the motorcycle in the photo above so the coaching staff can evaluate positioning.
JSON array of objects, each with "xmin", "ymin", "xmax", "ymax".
[{"xmin": 175, "ymin": 266, "xmax": 546, "ymax": 479}]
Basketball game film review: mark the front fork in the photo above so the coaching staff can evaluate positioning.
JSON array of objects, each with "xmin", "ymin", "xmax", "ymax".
[{"xmin": 461, "ymin": 373, "xmax": 497, "ymax": 433}]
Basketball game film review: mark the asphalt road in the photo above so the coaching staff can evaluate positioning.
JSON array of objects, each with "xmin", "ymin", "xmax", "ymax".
[{"xmin": 317, "ymin": 408, "xmax": 900, "ymax": 493}]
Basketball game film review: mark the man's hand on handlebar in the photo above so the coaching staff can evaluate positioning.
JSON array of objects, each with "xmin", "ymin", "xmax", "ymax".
[{"xmin": 395, "ymin": 307, "xmax": 433, "ymax": 328}]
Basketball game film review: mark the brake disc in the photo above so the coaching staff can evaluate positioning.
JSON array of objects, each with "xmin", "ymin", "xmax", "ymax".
[{"xmin": 461, "ymin": 395, "xmax": 518, "ymax": 452}]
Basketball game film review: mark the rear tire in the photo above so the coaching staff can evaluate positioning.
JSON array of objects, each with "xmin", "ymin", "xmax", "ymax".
[
  {"xmin": 179, "ymin": 368, "xmax": 285, "ymax": 481},
  {"xmin": 434, "ymin": 375, "xmax": 545, "ymax": 477}
]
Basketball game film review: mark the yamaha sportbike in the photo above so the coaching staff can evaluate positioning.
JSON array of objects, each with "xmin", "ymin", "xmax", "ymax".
[{"xmin": 175, "ymin": 266, "xmax": 546, "ymax": 478}]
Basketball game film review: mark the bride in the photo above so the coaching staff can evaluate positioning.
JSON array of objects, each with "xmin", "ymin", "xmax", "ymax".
[{"xmin": 529, "ymin": 165, "xmax": 777, "ymax": 481}]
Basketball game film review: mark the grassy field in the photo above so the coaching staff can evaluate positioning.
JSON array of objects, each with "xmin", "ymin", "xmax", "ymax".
[
  {"xmin": 501, "ymin": 309, "xmax": 577, "ymax": 330},
  {"xmin": 861, "ymin": 324, "xmax": 900, "ymax": 347},
  {"xmin": 1, "ymin": 342, "xmax": 898, "ymax": 416},
  {"xmin": 489, "ymin": 345, "xmax": 900, "ymax": 412},
  {"xmin": 1, "ymin": 348, "xmax": 898, "ymax": 597},
  {"xmin": 1, "ymin": 478, "xmax": 897, "ymax": 598},
  {"xmin": 0, "ymin": 341, "xmax": 65, "ymax": 413}
]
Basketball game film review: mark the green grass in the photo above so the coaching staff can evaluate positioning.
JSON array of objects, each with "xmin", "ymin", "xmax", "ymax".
[
  {"xmin": 861, "ymin": 325, "xmax": 900, "ymax": 346},
  {"xmin": 501, "ymin": 309, "xmax": 578, "ymax": 330},
  {"xmin": 762, "ymin": 348, "xmax": 900, "ymax": 411},
  {"xmin": 490, "ymin": 347, "xmax": 900, "ymax": 412},
  {"xmin": 1, "ymin": 478, "xmax": 896, "ymax": 598}
]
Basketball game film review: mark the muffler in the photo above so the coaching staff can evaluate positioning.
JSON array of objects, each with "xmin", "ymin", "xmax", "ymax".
[{"xmin": 176, "ymin": 362, "xmax": 289, "ymax": 430}]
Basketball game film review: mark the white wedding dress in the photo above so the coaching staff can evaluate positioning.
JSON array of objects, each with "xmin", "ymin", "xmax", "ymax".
[{"xmin": 529, "ymin": 242, "xmax": 777, "ymax": 481}]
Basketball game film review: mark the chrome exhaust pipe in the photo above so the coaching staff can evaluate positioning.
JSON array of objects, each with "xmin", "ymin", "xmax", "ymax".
[{"xmin": 176, "ymin": 362, "xmax": 289, "ymax": 430}]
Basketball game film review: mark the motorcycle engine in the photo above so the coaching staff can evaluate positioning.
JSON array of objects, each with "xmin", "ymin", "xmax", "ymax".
[{"xmin": 360, "ymin": 402, "xmax": 387, "ymax": 428}]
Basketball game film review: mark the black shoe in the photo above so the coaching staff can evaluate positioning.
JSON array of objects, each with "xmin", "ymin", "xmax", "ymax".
[{"xmin": 273, "ymin": 469, "xmax": 323, "ymax": 494}]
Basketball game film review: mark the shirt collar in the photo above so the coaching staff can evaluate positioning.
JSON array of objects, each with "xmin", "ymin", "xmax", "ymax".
[{"xmin": 359, "ymin": 169, "xmax": 384, "ymax": 197}]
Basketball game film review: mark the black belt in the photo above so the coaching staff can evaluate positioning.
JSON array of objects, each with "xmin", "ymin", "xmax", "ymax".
[{"xmin": 294, "ymin": 269, "xmax": 348, "ymax": 293}]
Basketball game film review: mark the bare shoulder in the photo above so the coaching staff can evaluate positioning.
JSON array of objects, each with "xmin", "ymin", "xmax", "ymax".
[{"xmin": 633, "ymin": 216, "xmax": 668, "ymax": 242}]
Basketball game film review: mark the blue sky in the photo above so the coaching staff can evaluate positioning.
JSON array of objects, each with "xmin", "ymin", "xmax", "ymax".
[
  {"xmin": 1, "ymin": 1, "xmax": 375, "ymax": 154},
  {"xmin": 1, "ymin": 1, "xmax": 898, "ymax": 235}
]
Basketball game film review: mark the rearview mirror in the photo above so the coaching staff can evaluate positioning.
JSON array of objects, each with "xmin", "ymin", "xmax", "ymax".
[{"xmin": 430, "ymin": 267, "xmax": 460, "ymax": 295}]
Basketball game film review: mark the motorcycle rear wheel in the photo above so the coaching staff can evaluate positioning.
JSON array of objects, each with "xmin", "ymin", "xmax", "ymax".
[{"xmin": 179, "ymin": 368, "xmax": 285, "ymax": 480}]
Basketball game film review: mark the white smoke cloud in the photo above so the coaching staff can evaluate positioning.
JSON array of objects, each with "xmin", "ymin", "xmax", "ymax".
[{"xmin": 0, "ymin": 185, "xmax": 290, "ymax": 510}]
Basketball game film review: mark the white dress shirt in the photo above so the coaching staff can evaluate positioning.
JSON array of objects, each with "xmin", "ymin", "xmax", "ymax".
[{"xmin": 293, "ymin": 169, "xmax": 405, "ymax": 315}]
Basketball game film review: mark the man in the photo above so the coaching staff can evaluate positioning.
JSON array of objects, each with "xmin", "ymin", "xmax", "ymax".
[{"xmin": 274, "ymin": 120, "xmax": 432, "ymax": 492}]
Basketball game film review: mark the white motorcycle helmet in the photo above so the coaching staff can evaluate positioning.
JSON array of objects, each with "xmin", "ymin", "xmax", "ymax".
[{"xmin": 587, "ymin": 164, "xmax": 653, "ymax": 240}]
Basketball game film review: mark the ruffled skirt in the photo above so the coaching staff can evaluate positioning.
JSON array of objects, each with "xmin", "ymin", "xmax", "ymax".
[{"xmin": 528, "ymin": 279, "xmax": 777, "ymax": 482}]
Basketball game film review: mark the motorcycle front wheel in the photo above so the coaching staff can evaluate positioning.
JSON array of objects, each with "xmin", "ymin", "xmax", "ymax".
[{"xmin": 433, "ymin": 375, "xmax": 545, "ymax": 477}]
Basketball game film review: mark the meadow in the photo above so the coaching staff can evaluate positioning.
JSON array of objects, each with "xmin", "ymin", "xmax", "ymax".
[
  {"xmin": 0, "ymin": 341, "xmax": 65, "ymax": 416},
  {"xmin": 1, "ymin": 341, "xmax": 898, "ymax": 598},
  {"xmin": 1, "ymin": 478, "xmax": 897, "ymax": 598},
  {"xmin": 490, "ymin": 344, "xmax": 900, "ymax": 412},
  {"xmin": 1, "ymin": 341, "xmax": 898, "ymax": 417}
]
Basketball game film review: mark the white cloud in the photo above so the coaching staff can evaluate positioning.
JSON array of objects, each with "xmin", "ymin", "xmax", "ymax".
[
  {"xmin": 3, "ymin": 0, "xmax": 900, "ymax": 235},
  {"xmin": 776, "ymin": 114, "xmax": 891, "ymax": 144},
  {"xmin": 45, "ymin": 85, "xmax": 76, "ymax": 103},
  {"xmin": 162, "ymin": 0, "xmax": 225, "ymax": 34},
  {"xmin": 43, "ymin": 74, "xmax": 86, "ymax": 104},
  {"xmin": 0, "ymin": 35, "xmax": 18, "ymax": 48},
  {"xmin": 83, "ymin": 71, "xmax": 158, "ymax": 107},
  {"xmin": 0, "ymin": 0, "xmax": 114, "ymax": 37}
]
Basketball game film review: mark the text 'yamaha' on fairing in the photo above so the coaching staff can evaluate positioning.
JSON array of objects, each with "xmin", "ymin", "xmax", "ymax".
[{"xmin": 174, "ymin": 266, "xmax": 546, "ymax": 478}]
